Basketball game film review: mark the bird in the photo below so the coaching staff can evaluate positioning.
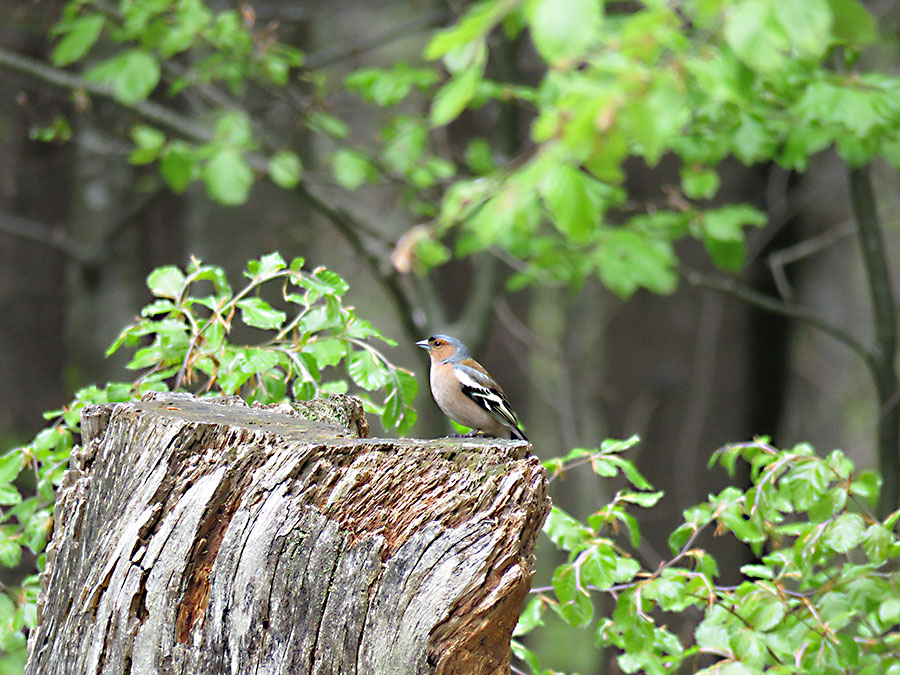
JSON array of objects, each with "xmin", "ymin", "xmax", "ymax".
[{"xmin": 416, "ymin": 334, "xmax": 527, "ymax": 441}]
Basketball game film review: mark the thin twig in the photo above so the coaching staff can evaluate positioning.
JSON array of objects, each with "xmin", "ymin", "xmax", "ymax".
[
  {"xmin": 0, "ymin": 46, "xmax": 212, "ymax": 142},
  {"xmin": 767, "ymin": 222, "xmax": 856, "ymax": 301},
  {"xmin": 0, "ymin": 211, "xmax": 93, "ymax": 264},
  {"xmin": 683, "ymin": 267, "xmax": 874, "ymax": 366},
  {"xmin": 304, "ymin": 9, "xmax": 450, "ymax": 69}
]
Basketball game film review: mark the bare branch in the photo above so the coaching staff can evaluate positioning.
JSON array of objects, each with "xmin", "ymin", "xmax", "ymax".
[
  {"xmin": 683, "ymin": 267, "xmax": 874, "ymax": 366},
  {"xmin": 767, "ymin": 222, "xmax": 856, "ymax": 301},
  {"xmin": 0, "ymin": 211, "xmax": 92, "ymax": 264},
  {"xmin": 304, "ymin": 9, "xmax": 450, "ymax": 69}
]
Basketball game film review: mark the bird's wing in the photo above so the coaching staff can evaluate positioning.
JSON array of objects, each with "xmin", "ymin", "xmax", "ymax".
[{"xmin": 453, "ymin": 362, "xmax": 522, "ymax": 431}]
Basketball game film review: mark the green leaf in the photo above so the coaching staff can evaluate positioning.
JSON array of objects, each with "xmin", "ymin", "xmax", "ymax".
[
  {"xmin": 879, "ymin": 596, "xmax": 900, "ymax": 625},
  {"xmin": 332, "ymin": 149, "xmax": 377, "ymax": 190},
  {"xmin": 850, "ymin": 471, "xmax": 882, "ymax": 506},
  {"xmin": 237, "ymin": 347, "xmax": 280, "ymax": 374},
  {"xmin": 793, "ymin": 81, "xmax": 884, "ymax": 138},
  {"xmin": 346, "ymin": 64, "xmax": 438, "ymax": 106},
  {"xmin": 268, "ymin": 151, "xmax": 303, "ymax": 189},
  {"xmin": 681, "ymin": 166, "xmax": 720, "ymax": 200},
  {"xmin": 731, "ymin": 115, "xmax": 776, "ymax": 165},
  {"xmin": 774, "ymin": 0, "xmax": 833, "ymax": 57},
  {"xmin": 0, "ymin": 452, "xmax": 24, "ymax": 485},
  {"xmin": 740, "ymin": 564, "xmax": 774, "ymax": 579},
  {"xmin": 600, "ymin": 436, "xmax": 641, "ymax": 453},
  {"xmin": 429, "ymin": 67, "xmax": 481, "ymax": 127},
  {"xmin": 702, "ymin": 204, "xmax": 767, "ymax": 271},
  {"xmin": 827, "ymin": 0, "xmax": 876, "ymax": 44},
  {"xmin": 543, "ymin": 506, "xmax": 592, "ymax": 550},
  {"xmin": 724, "ymin": 1, "xmax": 789, "ymax": 73},
  {"xmin": 596, "ymin": 230, "xmax": 677, "ymax": 298},
  {"xmin": 129, "ymin": 124, "xmax": 166, "ymax": 165},
  {"xmin": 159, "ymin": 0, "xmax": 212, "ymax": 56},
  {"xmin": 141, "ymin": 299, "xmax": 176, "ymax": 317},
  {"xmin": 425, "ymin": 0, "xmax": 508, "ymax": 60},
  {"xmin": 213, "ymin": 111, "xmax": 254, "ymax": 148},
  {"xmin": 0, "ymin": 484, "xmax": 20, "ymax": 506},
  {"xmin": 552, "ymin": 564, "xmax": 593, "ymax": 626},
  {"xmin": 236, "ymin": 298, "xmax": 286, "ymax": 330},
  {"xmin": 618, "ymin": 491, "xmax": 663, "ymax": 508},
  {"xmin": 248, "ymin": 252, "xmax": 287, "ymax": 277},
  {"xmin": 306, "ymin": 111, "xmax": 350, "ymax": 139},
  {"xmin": 465, "ymin": 138, "xmax": 496, "ymax": 174},
  {"xmin": 861, "ymin": 523, "xmax": 892, "ymax": 564},
  {"xmin": 510, "ymin": 639, "xmax": 542, "ymax": 674},
  {"xmin": 52, "ymin": 14, "xmax": 105, "ymax": 66},
  {"xmin": 526, "ymin": 0, "xmax": 601, "ymax": 66},
  {"xmin": 695, "ymin": 606, "xmax": 731, "ymax": 651},
  {"xmin": 146, "ymin": 266, "xmax": 186, "ymax": 299},
  {"xmin": 160, "ymin": 141, "xmax": 195, "ymax": 192},
  {"xmin": 347, "ymin": 349, "xmax": 389, "ymax": 390},
  {"xmin": 0, "ymin": 593, "xmax": 13, "ymax": 624},
  {"xmin": 606, "ymin": 454, "xmax": 653, "ymax": 490},
  {"xmin": 23, "ymin": 511, "xmax": 51, "ymax": 554},
  {"xmin": 0, "ymin": 540, "xmax": 21, "ymax": 568},
  {"xmin": 304, "ymin": 338, "xmax": 347, "ymax": 368},
  {"xmin": 539, "ymin": 165, "xmax": 598, "ymax": 243},
  {"xmin": 381, "ymin": 383, "xmax": 404, "ymax": 430},
  {"xmin": 513, "ymin": 595, "xmax": 546, "ymax": 637},
  {"xmin": 85, "ymin": 49, "xmax": 161, "ymax": 103},
  {"xmin": 203, "ymin": 148, "xmax": 254, "ymax": 206},
  {"xmin": 741, "ymin": 590, "xmax": 785, "ymax": 631},
  {"xmin": 824, "ymin": 512, "xmax": 865, "ymax": 553},
  {"xmin": 309, "ymin": 268, "xmax": 349, "ymax": 296}
]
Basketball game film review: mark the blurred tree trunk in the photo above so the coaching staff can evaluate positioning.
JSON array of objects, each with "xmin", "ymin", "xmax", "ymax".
[
  {"xmin": 0, "ymin": 5, "xmax": 70, "ymax": 438},
  {"xmin": 26, "ymin": 393, "xmax": 548, "ymax": 675}
]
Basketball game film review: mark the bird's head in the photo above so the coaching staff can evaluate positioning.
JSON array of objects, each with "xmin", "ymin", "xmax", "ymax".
[{"xmin": 415, "ymin": 334, "xmax": 469, "ymax": 364}]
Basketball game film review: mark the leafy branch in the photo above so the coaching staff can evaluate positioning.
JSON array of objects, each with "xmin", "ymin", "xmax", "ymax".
[
  {"xmin": 514, "ymin": 436, "xmax": 900, "ymax": 674},
  {"xmin": 0, "ymin": 252, "xmax": 418, "ymax": 655}
]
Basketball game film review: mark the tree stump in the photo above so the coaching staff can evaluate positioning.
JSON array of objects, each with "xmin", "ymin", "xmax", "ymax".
[{"xmin": 25, "ymin": 392, "xmax": 549, "ymax": 675}]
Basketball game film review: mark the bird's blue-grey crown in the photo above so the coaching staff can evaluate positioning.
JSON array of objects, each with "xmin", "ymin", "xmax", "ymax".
[{"xmin": 416, "ymin": 334, "xmax": 470, "ymax": 361}]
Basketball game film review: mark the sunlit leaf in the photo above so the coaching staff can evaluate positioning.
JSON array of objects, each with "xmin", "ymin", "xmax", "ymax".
[
  {"xmin": 235, "ymin": 298, "xmax": 286, "ymax": 330},
  {"xmin": 53, "ymin": 14, "xmax": 105, "ymax": 66}
]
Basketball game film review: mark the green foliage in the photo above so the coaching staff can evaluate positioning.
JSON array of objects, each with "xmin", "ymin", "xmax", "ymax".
[
  {"xmin": 107, "ymin": 253, "xmax": 417, "ymax": 428},
  {"xmin": 45, "ymin": 0, "xmax": 900, "ymax": 297},
  {"xmin": 341, "ymin": 0, "xmax": 899, "ymax": 297},
  {"xmin": 50, "ymin": 0, "xmax": 304, "ymax": 206},
  {"xmin": 0, "ymin": 253, "xmax": 415, "ymax": 661},
  {"xmin": 515, "ymin": 438, "xmax": 900, "ymax": 674}
]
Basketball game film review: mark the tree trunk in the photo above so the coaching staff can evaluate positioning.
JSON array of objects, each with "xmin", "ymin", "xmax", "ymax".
[{"xmin": 26, "ymin": 392, "xmax": 549, "ymax": 675}]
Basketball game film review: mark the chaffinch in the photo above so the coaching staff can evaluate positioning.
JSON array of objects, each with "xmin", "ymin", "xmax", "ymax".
[{"xmin": 416, "ymin": 334, "xmax": 527, "ymax": 441}]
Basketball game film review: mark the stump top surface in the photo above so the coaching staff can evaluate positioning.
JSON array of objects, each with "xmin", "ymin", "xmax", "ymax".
[{"xmin": 85, "ymin": 392, "xmax": 533, "ymax": 457}]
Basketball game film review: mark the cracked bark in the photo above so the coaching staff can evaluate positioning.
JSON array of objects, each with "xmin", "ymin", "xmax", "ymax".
[{"xmin": 25, "ymin": 392, "xmax": 549, "ymax": 675}]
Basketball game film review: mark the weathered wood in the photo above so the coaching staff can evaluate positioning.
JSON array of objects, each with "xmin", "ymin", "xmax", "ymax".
[{"xmin": 26, "ymin": 392, "xmax": 549, "ymax": 675}]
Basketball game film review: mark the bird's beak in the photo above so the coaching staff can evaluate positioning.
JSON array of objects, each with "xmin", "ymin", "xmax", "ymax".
[{"xmin": 415, "ymin": 339, "xmax": 430, "ymax": 351}]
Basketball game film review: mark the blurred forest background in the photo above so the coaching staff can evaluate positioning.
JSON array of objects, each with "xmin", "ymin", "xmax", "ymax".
[{"xmin": 2, "ymin": 0, "xmax": 900, "ymax": 672}]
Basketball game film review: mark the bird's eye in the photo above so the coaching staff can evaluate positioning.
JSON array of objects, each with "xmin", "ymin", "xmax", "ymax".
[{"xmin": 432, "ymin": 340, "xmax": 443, "ymax": 347}]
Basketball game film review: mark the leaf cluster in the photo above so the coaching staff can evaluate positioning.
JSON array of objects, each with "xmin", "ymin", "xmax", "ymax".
[
  {"xmin": 0, "ymin": 253, "xmax": 415, "ymax": 661},
  {"xmin": 347, "ymin": 0, "xmax": 900, "ymax": 296},
  {"xmin": 44, "ymin": 0, "xmax": 900, "ymax": 300},
  {"xmin": 515, "ymin": 438, "xmax": 900, "ymax": 674},
  {"xmin": 50, "ymin": 0, "xmax": 305, "ymax": 203}
]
